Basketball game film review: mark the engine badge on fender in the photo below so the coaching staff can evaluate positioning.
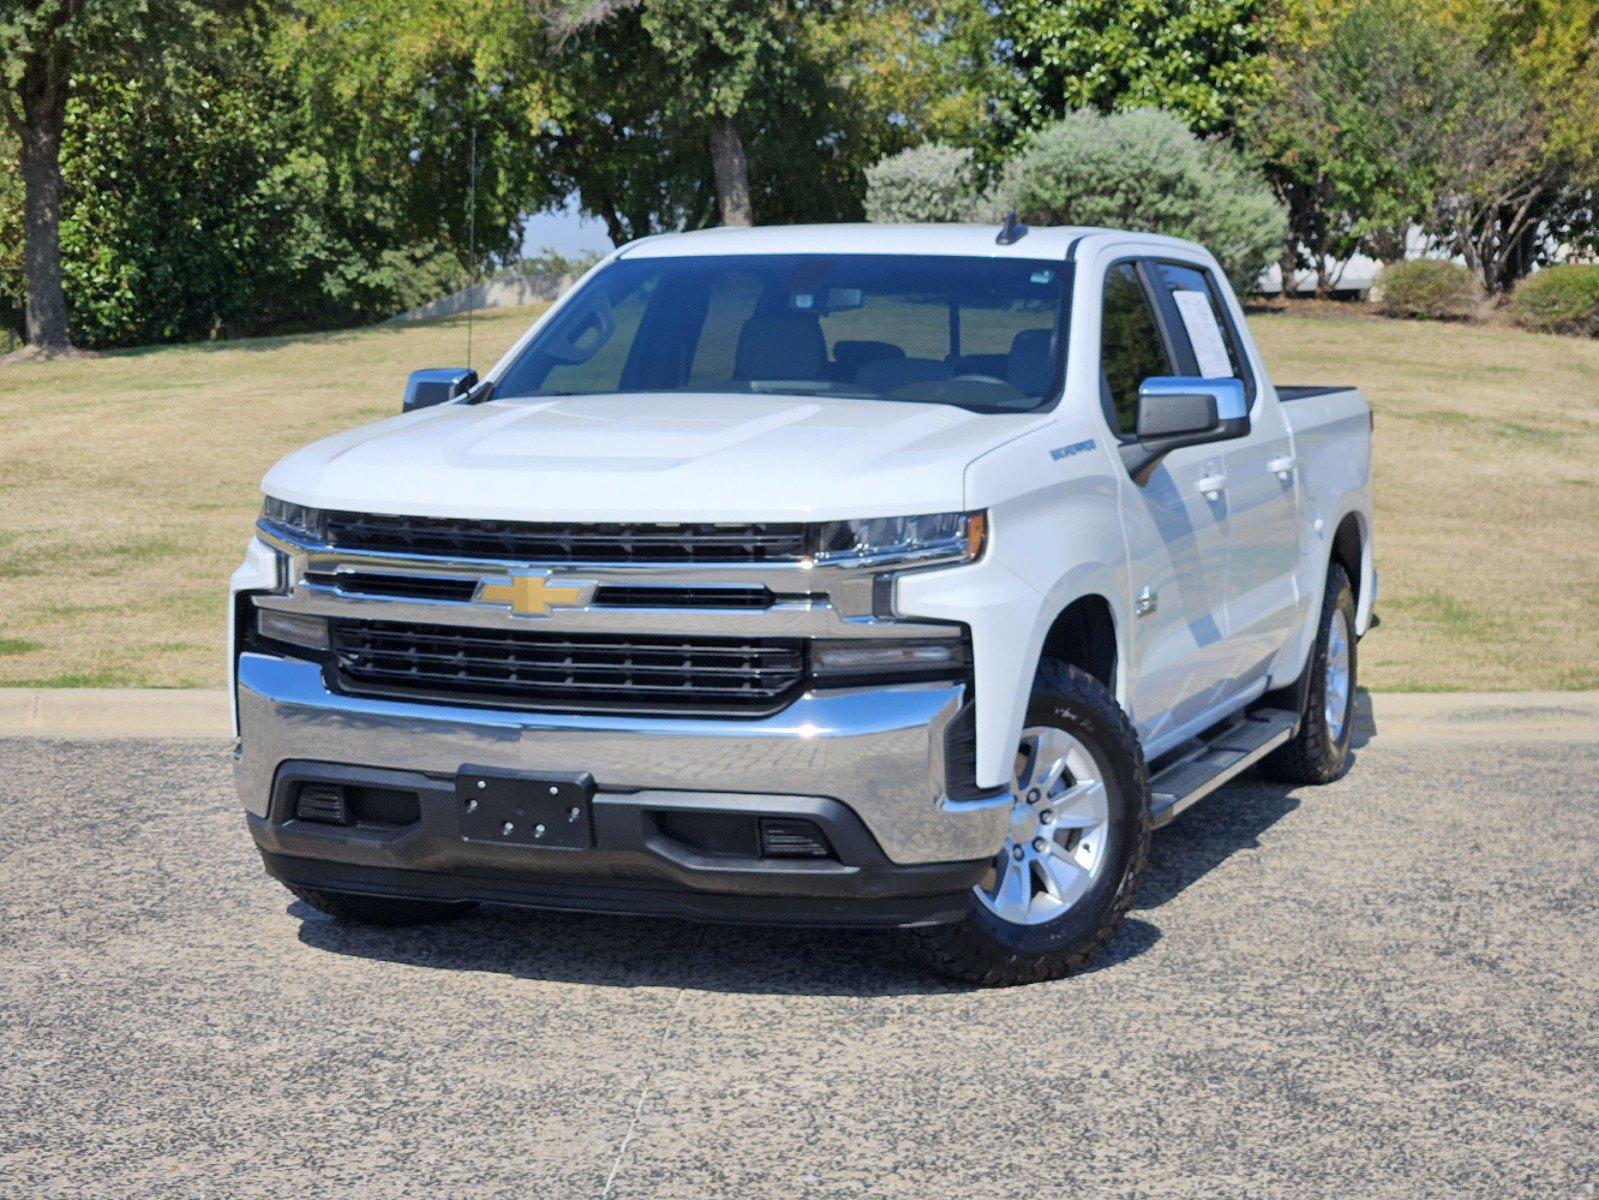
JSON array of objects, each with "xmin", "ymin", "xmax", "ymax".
[{"xmin": 1050, "ymin": 439, "xmax": 1096, "ymax": 461}]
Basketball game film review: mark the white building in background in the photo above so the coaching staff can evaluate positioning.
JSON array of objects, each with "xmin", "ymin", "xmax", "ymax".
[{"xmin": 1257, "ymin": 256, "xmax": 1381, "ymax": 299}]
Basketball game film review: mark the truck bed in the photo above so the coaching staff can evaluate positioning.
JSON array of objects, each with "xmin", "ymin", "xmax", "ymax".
[{"xmin": 1278, "ymin": 385, "xmax": 1356, "ymax": 402}]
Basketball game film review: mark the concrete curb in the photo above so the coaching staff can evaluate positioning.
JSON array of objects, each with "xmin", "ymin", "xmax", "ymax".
[
  {"xmin": 0, "ymin": 688, "xmax": 232, "ymax": 739},
  {"xmin": 1, "ymin": 687, "xmax": 1595, "ymax": 742}
]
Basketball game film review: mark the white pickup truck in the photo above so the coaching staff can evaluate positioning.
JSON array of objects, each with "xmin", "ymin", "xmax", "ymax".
[{"xmin": 231, "ymin": 222, "xmax": 1374, "ymax": 985}]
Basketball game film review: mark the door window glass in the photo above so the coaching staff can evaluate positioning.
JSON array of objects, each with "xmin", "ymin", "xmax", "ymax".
[
  {"xmin": 1101, "ymin": 263, "xmax": 1173, "ymax": 435},
  {"xmin": 1153, "ymin": 262, "xmax": 1251, "ymax": 392}
]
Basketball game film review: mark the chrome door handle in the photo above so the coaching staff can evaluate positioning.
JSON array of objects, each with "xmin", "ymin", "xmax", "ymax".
[
  {"xmin": 1268, "ymin": 454, "xmax": 1297, "ymax": 479},
  {"xmin": 1196, "ymin": 473, "xmax": 1227, "ymax": 499}
]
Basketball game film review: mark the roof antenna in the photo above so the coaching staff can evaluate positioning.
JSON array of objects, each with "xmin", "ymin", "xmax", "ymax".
[
  {"xmin": 466, "ymin": 123, "xmax": 476, "ymax": 371},
  {"xmin": 996, "ymin": 209, "xmax": 1029, "ymax": 246}
]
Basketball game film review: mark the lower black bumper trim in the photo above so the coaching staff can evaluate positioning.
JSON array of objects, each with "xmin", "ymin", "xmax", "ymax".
[
  {"xmin": 261, "ymin": 851, "xmax": 972, "ymax": 929},
  {"xmin": 250, "ymin": 760, "xmax": 988, "ymax": 929}
]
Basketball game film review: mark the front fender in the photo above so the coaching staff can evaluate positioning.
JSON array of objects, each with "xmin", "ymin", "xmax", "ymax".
[{"xmin": 898, "ymin": 425, "xmax": 1131, "ymax": 789}]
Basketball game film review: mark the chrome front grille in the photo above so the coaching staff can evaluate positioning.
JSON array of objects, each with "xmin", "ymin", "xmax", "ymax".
[
  {"xmin": 320, "ymin": 512, "xmax": 809, "ymax": 564},
  {"xmin": 329, "ymin": 618, "xmax": 807, "ymax": 715},
  {"xmin": 306, "ymin": 571, "xmax": 781, "ymax": 610}
]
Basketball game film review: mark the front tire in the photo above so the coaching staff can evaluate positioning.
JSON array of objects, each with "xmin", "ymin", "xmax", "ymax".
[
  {"xmin": 1261, "ymin": 561, "xmax": 1357, "ymax": 785},
  {"xmin": 286, "ymin": 884, "xmax": 478, "ymax": 927},
  {"xmin": 908, "ymin": 662, "xmax": 1150, "ymax": 987}
]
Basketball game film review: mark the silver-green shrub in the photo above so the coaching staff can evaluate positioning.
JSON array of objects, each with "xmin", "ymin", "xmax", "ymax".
[
  {"xmin": 864, "ymin": 143, "xmax": 989, "ymax": 224},
  {"xmin": 995, "ymin": 108, "xmax": 1285, "ymax": 289}
]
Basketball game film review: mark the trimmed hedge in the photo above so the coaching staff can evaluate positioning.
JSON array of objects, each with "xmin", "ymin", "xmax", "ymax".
[
  {"xmin": 1510, "ymin": 265, "xmax": 1599, "ymax": 337},
  {"xmin": 864, "ymin": 143, "xmax": 988, "ymax": 224},
  {"xmin": 1376, "ymin": 259, "xmax": 1478, "ymax": 320}
]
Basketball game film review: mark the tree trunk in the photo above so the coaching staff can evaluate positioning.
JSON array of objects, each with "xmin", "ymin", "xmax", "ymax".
[
  {"xmin": 19, "ymin": 54, "xmax": 72, "ymax": 351},
  {"xmin": 1314, "ymin": 244, "xmax": 1335, "ymax": 299},
  {"xmin": 708, "ymin": 116, "xmax": 753, "ymax": 227}
]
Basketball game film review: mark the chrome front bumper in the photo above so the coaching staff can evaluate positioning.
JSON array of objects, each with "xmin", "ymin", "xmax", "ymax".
[{"xmin": 234, "ymin": 653, "xmax": 1012, "ymax": 865}]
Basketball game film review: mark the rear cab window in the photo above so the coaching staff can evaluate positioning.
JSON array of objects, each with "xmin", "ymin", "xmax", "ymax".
[{"xmin": 1148, "ymin": 261, "xmax": 1255, "ymax": 403}]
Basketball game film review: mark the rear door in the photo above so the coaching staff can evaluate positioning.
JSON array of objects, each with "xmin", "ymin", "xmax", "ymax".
[
  {"xmin": 1147, "ymin": 261, "xmax": 1301, "ymax": 693},
  {"xmin": 1098, "ymin": 260, "xmax": 1234, "ymax": 745}
]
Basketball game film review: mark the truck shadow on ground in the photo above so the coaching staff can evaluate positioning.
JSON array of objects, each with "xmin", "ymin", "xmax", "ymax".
[{"xmin": 292, "ymin": 760, "xmax": 1348, "ymax": 997}]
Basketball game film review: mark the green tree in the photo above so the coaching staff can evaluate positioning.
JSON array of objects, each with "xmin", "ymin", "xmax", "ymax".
[
  {"xmin": 1253, "ymin": 0, "xmax": 1599, "ymax": 295},
  {"xmin": 275, "ymin": 0, "xmax": 557, "ymax": 298},
  {"xmin": 1244, "ymin": 0, "xmax": 1440, "ymax": 296},
  {"xmin": 0, "ymin": 122, "xmax": 21, "ymax": 344},
  {"xmin": 543, "ymin": 0, "xmax": 998, "ymax": 235},
  {"xmin": 56, "ymin": 52, "xmax": 315, "ymax": 345},
  {"xmin": 0, "ymin": 0, "xmax": 238, "ymax": 351},
  {"xmin": 998, "ymin": 0, "xmax": 1279, "ymax": 139},
  {"xmin": 1430, "ymin": 0, "xmax": 1599, "ymax": 282},
  {"xmin": 551, "ymin": 0, "xmax": 805, "ymax": 226}
]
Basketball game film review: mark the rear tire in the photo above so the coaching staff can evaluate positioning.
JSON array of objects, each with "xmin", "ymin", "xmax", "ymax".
[
  {"xmin": 1261, "ymin": 562, "xmax": 1357, "ymax": 785},
  {"xmin": 908, "ymin": 662, "xmax": 1150, "ymax": 987},
  {"xmin": 286, "ymin": 885, "xmax": 477, "ymax": 927}
]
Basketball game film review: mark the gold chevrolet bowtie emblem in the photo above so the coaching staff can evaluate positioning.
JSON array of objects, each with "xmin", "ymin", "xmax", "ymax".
[{"xmin": 474, "ymin": 572, "xmax": 594, "ymax": 617}]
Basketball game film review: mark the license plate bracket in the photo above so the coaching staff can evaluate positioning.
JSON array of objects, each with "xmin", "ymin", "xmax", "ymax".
[{"xmin": 456, "ymin": 767, "xmax": 595, "ymax": 850}]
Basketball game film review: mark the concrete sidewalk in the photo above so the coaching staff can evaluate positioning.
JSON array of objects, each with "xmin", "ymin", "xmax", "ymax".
[
  {"xmin": 0, "ymin": 687, "xmax": 231, "ymax": 738},
  {"xmin": 1, "ymin": 686, "xmax": 1595, "ymax": 741}
]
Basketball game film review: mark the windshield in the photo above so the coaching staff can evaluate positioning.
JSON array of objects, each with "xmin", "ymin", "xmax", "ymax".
[{"xmin": 493, "ymin": 253, "xmax": 1069, "ymax": 413}]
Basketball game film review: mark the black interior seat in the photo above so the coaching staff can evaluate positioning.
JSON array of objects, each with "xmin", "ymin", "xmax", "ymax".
[
  {"xmin": 857, "ymin": 356, "xmax": 953, "ymax": 395},
  {"xmin": 831, "ymin": 340, "xmax": 905, "ymax": 382},
  {"xmin": 732, "ymin": 313, "xmax": 826, "ymax": 381},
  {"xmin": 1006, "ymin": 328, "xmax": 1054, "ymax": 396}
]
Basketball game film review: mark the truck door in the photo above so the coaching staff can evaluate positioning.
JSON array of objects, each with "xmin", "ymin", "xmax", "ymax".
[
  {"xmin": 1099, "ymin": 260, "xmax": 1234, "ymax": 747},
  {"xmin": 1147, "ymin": 261, "xmax": 1301, "ymax": 694}
]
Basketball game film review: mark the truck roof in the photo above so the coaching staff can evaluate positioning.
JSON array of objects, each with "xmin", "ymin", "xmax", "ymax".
[{"xmin": 615, "ymin": 222, "xmax": 1105, "ymax": 261}]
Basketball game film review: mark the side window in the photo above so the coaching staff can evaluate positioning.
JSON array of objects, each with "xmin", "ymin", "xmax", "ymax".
[
  {"xmin": 1100, "ymin": 263, "xmax": 1173, "ymax": 436},
  {"xmin": 1152, "ymin": 262, "xmax": 1253, "ymax": 398}
]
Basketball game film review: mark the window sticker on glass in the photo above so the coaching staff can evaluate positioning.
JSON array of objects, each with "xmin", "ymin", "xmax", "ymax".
[{"xmin": 1171, "ymin": 290, "xmax": 1234, "ymax": 378}]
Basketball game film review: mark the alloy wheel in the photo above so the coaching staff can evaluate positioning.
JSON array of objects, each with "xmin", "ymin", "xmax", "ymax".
[{"xmin": 973, "ymin": 725, "xmax": 1112, "ymax": 926}]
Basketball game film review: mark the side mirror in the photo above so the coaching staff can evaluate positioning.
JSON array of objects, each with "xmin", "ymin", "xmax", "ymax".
[
  {"xmin": 403, "ymin": 367, "xmax": 478, "ymax": 412},
  {"xmin": 1120, "ymin": 376, "xmax": 1249, "ymax": 484}
]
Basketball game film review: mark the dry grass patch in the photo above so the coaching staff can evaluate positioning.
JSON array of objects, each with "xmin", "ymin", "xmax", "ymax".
[
  {"xmin": 0, "ymin": 308, "xmax": 542, "ymax": 687},
  {"xmin": 1250, "ymin": 310, "xmax": 1599, "ymax": 690},
  {"xmin": 1, "ymin": 303, "xmax": 1595, "ymax": 691}
]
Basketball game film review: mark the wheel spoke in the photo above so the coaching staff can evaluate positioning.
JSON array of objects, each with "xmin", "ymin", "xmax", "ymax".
[
  {"xmin": 1016, "ymin": 727, "xmax": 1073, "ymax": 794},
  {"xmin": 1039, "ymin": 844, "xmax": 1090, "ymax": 907},
  {"xmin": 994, "ymin": 852, "xmax": 1031, "ymax": 917},
  {"xmin": 1049, "ymin": 779, "xmax": 1105, "ymax": 828},
  {"xmin": 1037, "ymin": 754, "xmax": 1069, "ymax": 795}
]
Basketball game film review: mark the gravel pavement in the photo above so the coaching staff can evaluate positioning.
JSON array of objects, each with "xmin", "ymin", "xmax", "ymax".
[{"xmin": 2, "ymin": 710, "xmax": 1596, "ymax": 1198}]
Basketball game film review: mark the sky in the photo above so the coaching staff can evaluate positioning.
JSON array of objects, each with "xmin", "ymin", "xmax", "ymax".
[{"xmin": 520, "ymin": 196, "xmax": 615, "ymax": 259}]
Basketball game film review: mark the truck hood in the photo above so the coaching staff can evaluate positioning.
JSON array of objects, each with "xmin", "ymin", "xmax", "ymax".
[{"xmin": 262, "ymin": 392, "xmax": 1049, "ymax": 522}]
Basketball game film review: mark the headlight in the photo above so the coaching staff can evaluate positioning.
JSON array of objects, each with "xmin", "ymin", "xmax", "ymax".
[
  {"xmin": 260, "ymin": 496, "xmax": 326, "ymax": 543},
  {"xmin": 811, "ymin": 511, "xmax": 986, "ymax": 567},
  {"xmin": 811, "ymin": 637, "xmax": 969, "ymax": 682}
]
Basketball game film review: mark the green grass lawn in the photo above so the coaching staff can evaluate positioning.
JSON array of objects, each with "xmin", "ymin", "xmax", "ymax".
[{"xmin": 0, "ymin": 304, "xmax": 1596, "ymax": 690}]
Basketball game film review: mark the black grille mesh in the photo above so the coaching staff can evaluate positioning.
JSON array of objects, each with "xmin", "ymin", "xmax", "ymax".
[
  {"xmin": 321, "ymin": 511, "xmax": 809, "ymax": 564},
  {"xmin": 330, "ymin": 619, "xmax": 805, "ymax": 715}
]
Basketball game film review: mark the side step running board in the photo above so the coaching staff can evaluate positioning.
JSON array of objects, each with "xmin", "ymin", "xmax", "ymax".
[{"xmin": 1148, "ymin": 708, "xmax": 1299, "ymax": 828}]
